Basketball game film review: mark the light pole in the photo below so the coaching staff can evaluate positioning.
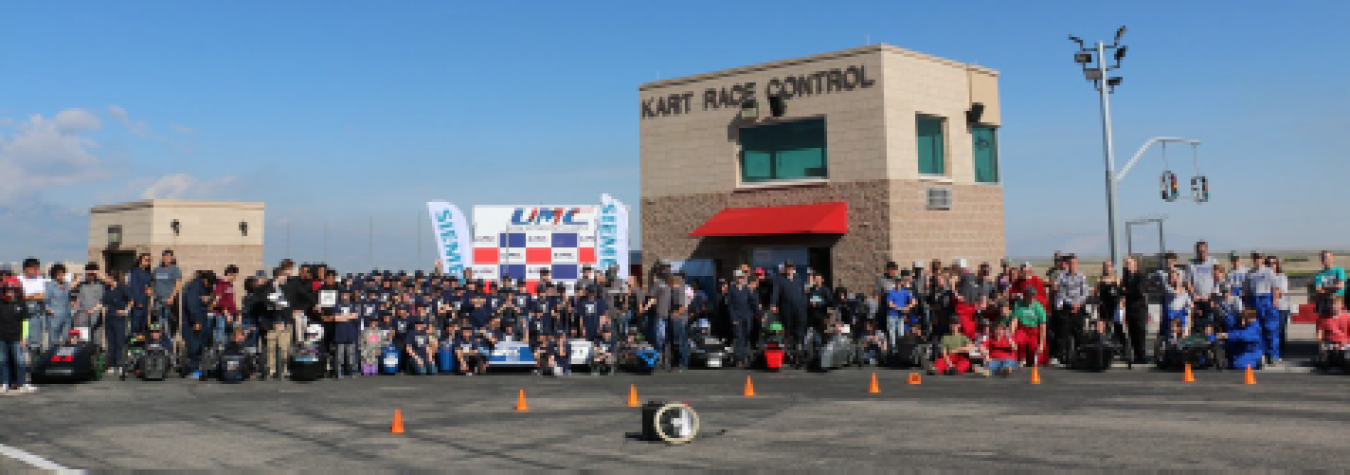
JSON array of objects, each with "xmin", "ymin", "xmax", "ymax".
[{"xmin": 1071, "ymin": 27, "xmax": 1128, "ymax": 270}]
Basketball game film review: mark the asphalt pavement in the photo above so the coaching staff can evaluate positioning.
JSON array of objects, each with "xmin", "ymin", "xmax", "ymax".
[{"xmin": 2, "ymin": 360, "xmax": 1350, "ymax": 471}]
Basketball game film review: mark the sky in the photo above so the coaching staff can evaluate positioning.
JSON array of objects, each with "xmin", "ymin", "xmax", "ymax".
[{"xmin": 1, "ymin": 1, "xmax": 1345, "ymax": 270}]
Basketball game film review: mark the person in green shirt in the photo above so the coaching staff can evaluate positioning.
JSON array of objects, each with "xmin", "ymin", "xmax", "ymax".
[
  {"xmin": 1009, "ymin": 287, "xmax": 1048, "ymax": 367},
  {"xmin": 932, "ymin": 321, "xmax": 975, "ymax": 375},
  {"xmin": 1313, "ymin": 251, "xmax": 1346, "ymax": 314}
]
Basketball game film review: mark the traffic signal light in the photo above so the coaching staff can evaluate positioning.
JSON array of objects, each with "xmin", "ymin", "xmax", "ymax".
[
  {"xmin": 1160, "ymin": 171, "xmax": 1179, "ymax": 202},
  {"xmin": 1192, "ymin": 175, "xmax": 1210, "ymax": 203}
]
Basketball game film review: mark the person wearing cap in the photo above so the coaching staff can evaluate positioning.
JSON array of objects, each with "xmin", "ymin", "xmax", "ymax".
[
  {"xmin": 575, "ymin": 285, "xmax": 608, "ymax": 341},
  {"xmin": 72, "ymin": 264, "xmax": 106, "ymax": 345},
  {"xmin": 1007, "ymin": 286, "xmax": 1047, "ymax": 367},
  {"xmin": 769, "ymin": 261, "xmax": 810, "ymax": 350},
  {"xmin": 875, "ymin": 261, "xmax": 901, "ymax": 308},
  {"xmin": 331, "ymin": 290, "xmax": 361, "ymax": 378},
  {"xmin": 405, "ymin": 319, "xmax": 434, "ymax": 375},
  {"xmin": 0, "ymin": 280, "xmax": 35, "ymax": 393},
  {"xmin": 1246, "ymin": 253, "xmax": 1282, "ymax": 365},
  {"xmin": 589, "ymin": 325, "xmax": 617, "ymax": 375},
  {"xmin": 1226, "ymin": 308, "xmax": 1264, "ymax": 370},
  {"xmin": 725, "ymin": 270, "xmax": 759, "ymax": 367}
]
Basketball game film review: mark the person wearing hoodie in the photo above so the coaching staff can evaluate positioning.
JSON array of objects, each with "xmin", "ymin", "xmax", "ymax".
[{"xmin": 0, "ymin": 282, "xmax": 35, "ymax": 394}]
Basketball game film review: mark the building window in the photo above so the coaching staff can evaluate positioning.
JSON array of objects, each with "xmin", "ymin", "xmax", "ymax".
[
  {"xmin": 739, "ymin": 118, "xmax": 827, "ymax": 183},
  {"xmin": 916, "ymin": 115, "xmax": 946, "ymax": 176},
  {"xmin": 972, "ymin": 125, "xmax": 999, "ymax": 183}
]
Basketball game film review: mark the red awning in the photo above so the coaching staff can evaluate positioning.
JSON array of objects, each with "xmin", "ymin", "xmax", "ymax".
[{"xmin": 690, "ymin": 202, "xmax": 848, "ymax": 237}]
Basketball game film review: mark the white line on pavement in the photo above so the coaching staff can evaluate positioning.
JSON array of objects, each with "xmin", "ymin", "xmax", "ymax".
[{"xmin": 0, "ymin": 442, "xmax": 81, "ymax": 473}]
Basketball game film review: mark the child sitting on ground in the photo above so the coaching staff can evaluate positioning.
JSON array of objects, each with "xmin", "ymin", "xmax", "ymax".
[{"xmin": 932, "ymin": 321, "xmax": 977, "ymax": 376}]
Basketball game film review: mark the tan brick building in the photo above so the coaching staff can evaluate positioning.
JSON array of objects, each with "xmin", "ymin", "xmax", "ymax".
[
  {"xmin": 88, "ymin": 200, "xmax": 265, "ymax": 289},
  {"xmin": 639, "ymin": 44, "xmax": 1006, "ymax": 292}
]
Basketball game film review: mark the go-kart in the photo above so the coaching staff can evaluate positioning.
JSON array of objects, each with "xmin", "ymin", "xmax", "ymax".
[
  {"xmin": 200, "ymin": 342, "xmax": 265, "ymax": 383},
  {"xmin": 288, "ymin": 324, "xmax": 329, "ymax": 381},
  {"xmin": 688, "ymin": 320, "xmax": 731, "ymax": 369},
  {"xmin": 889, "ymin": 335, "xmax": 935, "ymax": 370},
  {"xmin": 619, "ymin": 341, "xmax": 661, "ymax": 373},
  {"xmin": 121, "ymin": 339, "xmax": 178, "ymax": 381},
  {"xmin": 31, "ymin": 341, "xmax": 104, "ymax": 383},
  {"xmin": 805, "ymin": 327, "xmax": 861, "ymax": 372},
  {"xmin": 1313, "ymin": 343, "xmax": 1349, "ymax": 372},
  {"xmin": 1155, "ymin": 334, "xmax": 1226, "ymax": 371},
  {"xmin": 1069, "ymin": 318, "xmax": 1133, "ymax": 372}
]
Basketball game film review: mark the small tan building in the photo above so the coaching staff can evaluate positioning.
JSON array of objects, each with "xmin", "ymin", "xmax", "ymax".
[
  {"xmin": 639, "ymin": 44, "xmax": 1006, "ymax": 291},
  {"xmin": 88, "ymin": 200, "xmax": 265, "ymax": 285}
]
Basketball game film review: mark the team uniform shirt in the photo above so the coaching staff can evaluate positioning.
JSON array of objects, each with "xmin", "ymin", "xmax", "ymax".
[
  {"xmin": 1187, "ymin": 257, "xmax": 1219, "ymax": 298},
  {"xmin": 1054, "ymin": 273, "xmax": 1089, "ymax": 309},
  {"xmin": 1008, "ymin": 301, "xmax": 1047, "ymax": 327},
  {"xmin": 152, "ymin": 265, "xmax": 182, "ymax": 302},
  {"xmin": 1275, "ymin": 273, "xmax": 1291, "ymax": 312},
  {"xmin": 1246, "ymin": 267, "xmax": 1277, "ymax": 296},
  {"xmin": 984, "ymin": 336, "xmax": 1016, "ymax": 360},
  {"xmin": 1225, "ymin": 266, "xmax": 1250, "ymax": 297},
  {"xmin": 1314, "ymin": 266, "xmax": 1347, "ymax": 297},
  {"xmin": 1165, "ymin": 285, "xmax": 1192, "ymax": 313},
  {"xmin": 333, "ymin": 303, "xmax": 360, "ymax": 344}
]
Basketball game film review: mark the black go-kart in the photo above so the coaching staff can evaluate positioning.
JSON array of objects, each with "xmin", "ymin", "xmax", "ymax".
[
  {"xmin": 688, "ymin": 320, "xmax": 731, "ymax": 369},
  {"xmin": 121, "ymin": 338, "xmax": 179, "ymax": 381},
  {"xmin": 888, "ymin": 335, "xmax": 935, "ymax": 371},
  {"xmin": 31, "ymin": 341, "xmax": 105, "ymax": 383},
  {"xmin": 288, "ymin": 341, "xmax": 329, "ymax": 382},
  {"xmin": 1068, "ymin": 317, "xmax": 1134, "ymax": 372},
  {"xmin": 1314, "ymin": 343, "xmax": 1350, "ymax": 373},
  {"xmin": 199, "ymin": 342, "xmax": 266, "ymax": 383},
  {"xmin": 1154, "ymin": 335, "xmax": 1226, "ymax": 372}
]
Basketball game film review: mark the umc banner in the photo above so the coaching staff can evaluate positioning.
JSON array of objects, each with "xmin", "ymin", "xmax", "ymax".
[
  {"xmin": 597, "ymin": 193, "xmax": 629, "ymax": 280},
  {"xmin": 427, "ymin": 201, "xmax": 474, "ymax": 278}
]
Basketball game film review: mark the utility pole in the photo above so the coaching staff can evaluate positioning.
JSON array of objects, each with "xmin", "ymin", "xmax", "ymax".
[
  {"xmin": 324, "ymin": 222, "xmax": 330, "ymax": 263},
  {"xmin": 1070, "ymin": 27, "xmax": 1128, "ymax": 270},
  {"xmin": 369, "ymin": 216, "xmax": 374, "ymax": 270}
]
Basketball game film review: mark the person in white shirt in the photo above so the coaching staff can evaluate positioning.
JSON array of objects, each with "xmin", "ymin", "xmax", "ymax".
[
  {"xmin": 1186, "ymin": 241, "xmax": 1219, "ymax": 321},
  {"xmin": 17, "ymin": 258, "xmax": 50, "ymax": 350}
]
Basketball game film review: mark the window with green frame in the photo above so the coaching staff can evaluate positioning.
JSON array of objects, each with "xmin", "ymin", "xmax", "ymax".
[
  {"xmin": 916, "ymin": 115, "xmax": 945, "ymax": 175},
  {"xmin": 739, "ymin": 118, "xmax": 827, "ymax": 183},
  {"xmin": 972, "ymin": 125, "xmax": 999, "ymax": 183}
]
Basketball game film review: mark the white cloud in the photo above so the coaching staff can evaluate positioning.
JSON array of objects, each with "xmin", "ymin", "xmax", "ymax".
[
  {"xmin": 53, "ymin": 108, "xmax": 102, "ymax": 132},
  {"xmin": 108, "ymin": 105, "xmax": 149, "ymax": 137},
  {"xmin": 0, "ymin": 111, "xmax": 108, "ymax": 202},
  {"xmin": 139, "ymin": 173, "xmax": 238, "ymax": 200},
  {"xmin": 169, "ymin": 123, "xmax": 195, "ymax": 135}
]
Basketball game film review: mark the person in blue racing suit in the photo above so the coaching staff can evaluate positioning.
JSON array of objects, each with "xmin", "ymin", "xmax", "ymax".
[{"xmin": 1226, "ymin": 309, "xmax": 1264, "ymax": 370}]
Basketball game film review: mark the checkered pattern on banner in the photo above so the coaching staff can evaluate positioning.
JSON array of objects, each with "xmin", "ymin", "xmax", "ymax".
[{"xmin": 473, "ymin": 231, "xmax": 595, "ymax": 293}]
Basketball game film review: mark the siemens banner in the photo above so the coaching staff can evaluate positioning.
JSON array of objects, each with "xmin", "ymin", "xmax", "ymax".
[
  {"xmin": 426, "ymin": 201, "xmax": 474, "ymax": 278},
  {"xmin": 597, "ymin": 194, "xmax": 629, "ymax": 280}
]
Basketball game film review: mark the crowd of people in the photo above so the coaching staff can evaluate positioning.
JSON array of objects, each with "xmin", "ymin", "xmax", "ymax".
[{"xmin": 0, "ymin": 242, "xmax": 1345, "ymax": 393}]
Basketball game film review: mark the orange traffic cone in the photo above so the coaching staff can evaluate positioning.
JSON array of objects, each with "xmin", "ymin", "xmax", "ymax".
[
  {"xmin": 627, "ymin": 384, "xmax": 640, "ymax": 407},
  {"xmin": 907, "ymin": 372, "xmax": 922, "ymax": 385},
  {"xmin": 390, "ymin": 409, "xmax": 405, "ymax": 434},
  {"xmin": 515, "ymin": 389, "xmax": 530, "ymax": 412},
  {"xmin": 1030, "ymin": 366, "xmax": 1042, "ymax": 385},
  {"xmin": 868, "ymin": 372, "xmax": 880, "ymax": 394},
  {"xmin": 744, "ymin": 375, "xmax": 756, "ymax": 397},
  {"xmin": 1183, "ymin": 363, "xmax": 1195, "ymax": 383},
  {"xmin": 1244, "ymin": 365, "xmax": 1257, "ymax": 385}
]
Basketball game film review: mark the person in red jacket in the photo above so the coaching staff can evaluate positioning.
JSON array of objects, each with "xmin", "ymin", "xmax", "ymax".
[
  {"xmin": 984, "ymin": 324, "xmax": 1019, "ymax": 376},
  {"xmin": 1010, "ymin": 263, "xmax": 1050, "ymax": 316}
]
